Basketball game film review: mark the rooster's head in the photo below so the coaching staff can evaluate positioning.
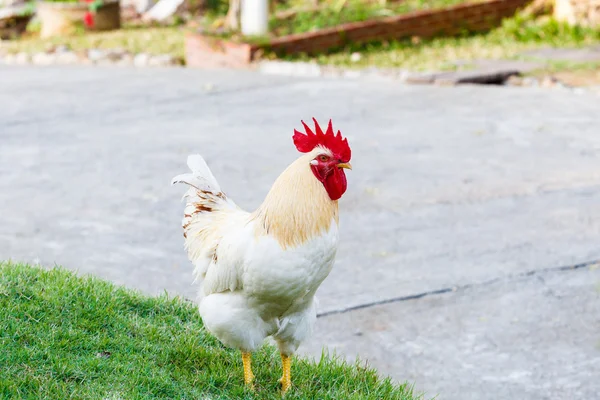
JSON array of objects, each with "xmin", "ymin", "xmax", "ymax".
[{"xmin": 293, "ymin": 118, "xmax": 352, "ymax": 201}]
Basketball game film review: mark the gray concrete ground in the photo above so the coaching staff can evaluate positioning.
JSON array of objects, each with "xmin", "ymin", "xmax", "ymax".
[{"xmin": 1, "ymin": 65, "xmax": 599, "ymax": 400}]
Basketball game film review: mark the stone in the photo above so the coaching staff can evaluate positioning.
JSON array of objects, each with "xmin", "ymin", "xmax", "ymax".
[
  {"xmin": 133, "ymin": 53, "xmax": 150, "ymax": 67},
  {"xmin": 402, "ymin": 71, "xmax": 437, "ymax": 84},
  {"xmin": 541, "ymin": 75, "xmax": 561, "ymax": 88},
  {"xmin": 342, "ymin": 69, "xmax": 362, "ymax": 79},
  {"xmin": 147, "ymin": 54, "xmax": 176, "ymax": 67},
  {"xmin": 505, "ymin": 75, "xmax": 524, "ymax": 86},
  {"xmin": 258, "ymin": 61, "xmax": 322, "ymax": 77},
  {"xmin": 80, "ymin": 58, "xmax": 94, "ymax": 66},
  {"xmin": 55, "ymin": 44, "xmax": 71, "ymax": 54},
  {"xmin": 350, "ymin": 52, "xmax": 362, "ymax": 63},
  {"xmin": 96, "ymin": 58, "xmax": 116, "ymax": 66},
  {"xmin": 105, "ymin": 49, "xmax": 127, "ymax": 62},
  {"xmin": 55, "ymin": 51, "xmax": 79, "ymax": 65},
  {"xmin": 14, "ymin": 52, "xmax": 29, "ymax": 64},
  {"xmin": 0, "ymin": 53, "xmax": 15, "ymax": 65},
  {"xmin": 361, "ymin": 67, "xmax": 397, "ymax": 81},
  {"xmin": 522, "ymin": 76, "xmax": 540, "ymax": 87},
  {"xmin": 116, "ymin": 54, "xmax": 134, "ymax": 66},
  {"xmin": 395, "ymin": 70, "xmax": 411, "ymax": 81},
  {"xmin": 318, "ymin": 65, "xmax": 342, "ymax": 78},
  {"xmin": 31, "ymin": 52, "xmax": 56, "ymax": 65},
  {"xmin": 87, "ymin": 49, "xmax": 106, "ymax": 63}
]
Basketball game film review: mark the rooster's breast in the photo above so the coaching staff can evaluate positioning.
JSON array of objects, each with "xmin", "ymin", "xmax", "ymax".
[{"xmin": 242, "ymin": 219, "xmax": 339, "ymax": 316}]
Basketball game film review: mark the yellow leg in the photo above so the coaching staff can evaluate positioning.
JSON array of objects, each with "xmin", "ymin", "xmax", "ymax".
[
  {"xmin": 280, "ymin": 353, "xmax": 292, "ymax": 394},
  {"xmin": 242, "ymin": 352, "xmax": 254, "ymax": 388}
]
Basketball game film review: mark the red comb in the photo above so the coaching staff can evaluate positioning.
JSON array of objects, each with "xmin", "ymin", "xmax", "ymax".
[{"xmin": 292, "ymin": 118, "xmax": 351, "ymax": 162}]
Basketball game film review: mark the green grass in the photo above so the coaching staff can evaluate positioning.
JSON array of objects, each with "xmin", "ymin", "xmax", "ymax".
[{"xmin": 0, "ymin": 262, "xmax": 418, "ymax": 399}]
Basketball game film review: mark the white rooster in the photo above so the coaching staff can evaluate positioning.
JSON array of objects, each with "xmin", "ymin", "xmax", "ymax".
[{"xmin": 171, "ymin": 118, "xmax": 352, "ymax": 394}]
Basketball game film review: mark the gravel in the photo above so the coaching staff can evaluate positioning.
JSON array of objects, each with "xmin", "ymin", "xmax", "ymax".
[{"xmin": 0, "ymin": 47, "xmax": 181, "ymax": 67}]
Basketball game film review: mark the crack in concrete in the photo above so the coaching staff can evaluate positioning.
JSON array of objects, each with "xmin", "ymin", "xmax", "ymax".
[{"xmin": 316, "ymin": 259, "xmax": 599, "ymax": 318}]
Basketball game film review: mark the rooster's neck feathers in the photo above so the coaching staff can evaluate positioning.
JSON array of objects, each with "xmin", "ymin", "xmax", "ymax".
[{"xmin": 251, "ymin": 151, "xmax": 339, "ymax": 249}]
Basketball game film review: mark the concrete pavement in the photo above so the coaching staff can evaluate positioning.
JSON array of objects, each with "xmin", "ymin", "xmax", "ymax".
[{"xmin": 1, "ymin": 65, "xmax": 599, "ymax": 399}]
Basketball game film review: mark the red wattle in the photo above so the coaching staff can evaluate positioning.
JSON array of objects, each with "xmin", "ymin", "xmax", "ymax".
[{"xmin": 323, "ymin": 169, "xmax": 347, "ymax": 201}]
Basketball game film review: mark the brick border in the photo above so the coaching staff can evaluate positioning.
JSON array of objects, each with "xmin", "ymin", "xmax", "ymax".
[
  {"xmin": 185, "ymin": 32, "xmax": 260, "ymax": 69},
  {"xmin": 185, "ymin": 0, "xmax": 531, "ymax": 68}
]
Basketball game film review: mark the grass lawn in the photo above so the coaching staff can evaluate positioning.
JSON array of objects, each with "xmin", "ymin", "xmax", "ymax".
[{"xmin": 0, "ymin": 262, "xmax": 419, "ymax": 399}]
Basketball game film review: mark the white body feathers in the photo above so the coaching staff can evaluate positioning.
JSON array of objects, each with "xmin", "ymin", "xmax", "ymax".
[{"xmin": 172, "ymin": 153, "xmax": 339, "ymax": 355}]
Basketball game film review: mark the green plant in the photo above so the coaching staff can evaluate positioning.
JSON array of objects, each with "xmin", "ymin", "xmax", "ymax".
[{"xmin": 501, "ymin": 14, "xmax": 600, "ymax": 43}]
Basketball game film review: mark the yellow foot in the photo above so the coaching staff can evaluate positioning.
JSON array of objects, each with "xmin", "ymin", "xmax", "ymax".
[
  {"xmin": 280, "ymin": 353, "xmax": 292, "ymax": 395},
  {"xmin": 242, "ymin": 352, "xmax": 254, "ymax": 389}
]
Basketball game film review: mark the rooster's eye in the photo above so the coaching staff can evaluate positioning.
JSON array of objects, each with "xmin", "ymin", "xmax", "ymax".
[{"xmin": 319, "ymin": 155, "xmax": 329, "ymax": 162}]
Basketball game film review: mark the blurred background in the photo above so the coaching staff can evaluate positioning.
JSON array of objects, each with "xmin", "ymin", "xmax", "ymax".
[
  {"xmin": 0, "ymin": 0, "xmax": 599, "ymax": 85},
  {"xmin": 1, "ymin": 1, "xmax": 600, "ymax": 399}
]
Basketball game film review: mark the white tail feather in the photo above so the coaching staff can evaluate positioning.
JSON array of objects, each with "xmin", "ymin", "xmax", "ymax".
[{"xmin": 171, "ymin": 154, "xmax": 221, "ymax": 193}]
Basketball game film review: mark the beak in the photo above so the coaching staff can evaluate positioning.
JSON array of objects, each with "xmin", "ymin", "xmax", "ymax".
[{"xmin": 337, "ymin": 162, "xmax": 352, "ymax": 170}]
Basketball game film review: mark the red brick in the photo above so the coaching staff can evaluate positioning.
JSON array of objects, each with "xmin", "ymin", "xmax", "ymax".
[{"xmin": 185, "ymin": 32, "xmax": 257, "ymax": 68}]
